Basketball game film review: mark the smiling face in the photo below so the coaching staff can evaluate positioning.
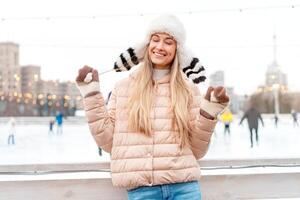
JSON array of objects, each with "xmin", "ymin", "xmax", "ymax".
[{"xmin": 148, "ymin": 33, "xmax": 177, "ymax": 69}]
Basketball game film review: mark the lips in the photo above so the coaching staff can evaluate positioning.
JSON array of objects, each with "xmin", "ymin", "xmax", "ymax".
[{"xmin": 153, "ymin": 51, "xmax": 166, "ymax": 57}]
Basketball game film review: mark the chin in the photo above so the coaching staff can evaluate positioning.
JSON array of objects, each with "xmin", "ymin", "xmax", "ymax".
[
  {"xmin": 154, "ymin": 63, "xmax": 167, "ymax": 68},
  {"xmin": 153, "ymin": 62, "xmax": 164, "ymax": 66}
]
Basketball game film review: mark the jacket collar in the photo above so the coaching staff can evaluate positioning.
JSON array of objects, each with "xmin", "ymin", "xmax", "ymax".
[
  {"xmin": 129, "ymin": 67, "xmax": 171, "ymax": 84},
  {"xmin": 129, "ymin": 66, "xmax": 190, "ymax": 84}
]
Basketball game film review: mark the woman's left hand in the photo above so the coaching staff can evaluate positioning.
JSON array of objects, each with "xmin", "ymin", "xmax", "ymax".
[
  {"xmin": 200, "ymin": 86, "xmax": 229, "ymax": 119},
  {"xmin": 205, "ymin": 86, "xmax": 229, "ymax": 103}
]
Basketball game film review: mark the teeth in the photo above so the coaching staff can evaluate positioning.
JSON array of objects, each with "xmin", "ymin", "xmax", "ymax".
[{"xmin": 154, "ymin": 52, "xmax": 165, "ymax": 56}]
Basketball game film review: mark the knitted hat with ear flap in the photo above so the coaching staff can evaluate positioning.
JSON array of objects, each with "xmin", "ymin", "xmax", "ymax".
[{"xmin": 113, "ymin": 14, "xmax": 206, "ymax": 84}]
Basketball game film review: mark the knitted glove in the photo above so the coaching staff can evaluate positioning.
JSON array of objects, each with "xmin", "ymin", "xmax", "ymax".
[
  {"xmin": 76, "ymin": 66, "xmax": 100, "ymax": 98},
  {"xmin": 200, "ymin": 86, "xmax": 229, "ymax": 118}
]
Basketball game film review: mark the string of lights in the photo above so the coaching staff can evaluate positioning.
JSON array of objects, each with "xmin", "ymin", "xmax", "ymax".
[
  {"xmin": 17, "ymin": 43, "xmax": 300, "ymax": 49},
  {"xmin": 0, "ymin": 4, "xmax": 299, "ymax": 21}
]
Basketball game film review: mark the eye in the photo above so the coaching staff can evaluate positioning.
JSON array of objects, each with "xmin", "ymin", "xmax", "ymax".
[
  {"xmin": 165, "ymin": 39, "xmax": 175, "ymax": 45},
  {"xmin": 151, "ymin": 35, "xmax": 160, "ymax": 42}
]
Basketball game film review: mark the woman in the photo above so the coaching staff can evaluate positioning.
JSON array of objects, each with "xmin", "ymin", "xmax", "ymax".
[{"xmin": 76, "ymin": 15, "xmax": 229, "ymax": 200}]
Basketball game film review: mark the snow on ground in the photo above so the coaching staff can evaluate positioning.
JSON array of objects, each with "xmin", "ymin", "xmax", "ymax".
[{"xmin": 0, "ymin": 115, "xmax": 299, "ymax": 165}]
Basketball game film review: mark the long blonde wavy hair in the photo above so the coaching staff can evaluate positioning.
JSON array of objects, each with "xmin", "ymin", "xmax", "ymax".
[{"xmin": 128, "ymin": 49, "xmax": 193, "ymax": 148}]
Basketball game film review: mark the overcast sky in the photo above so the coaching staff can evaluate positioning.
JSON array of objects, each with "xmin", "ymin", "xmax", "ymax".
[{"xmin": 1, "ymin": 0, "xmax": 300, "ymax": 96}]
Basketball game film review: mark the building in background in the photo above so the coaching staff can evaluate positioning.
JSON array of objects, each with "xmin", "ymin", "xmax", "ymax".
[
  {"xmin": 209, "ymin": 70, "xmax": 244, "ymax": 114},
  {"xmin": 0, "ymin": 42, "xmax": 81, "ymax": 116},
  {"xmin": 57, "ymin": 81, "xmax": 82, "ymax": 111},
  {"xmin": 226, "ymin": 87, "xmax": 239, "ymax": 114},
  {"xmin": 247, "ymin": 34, "xmax": 300, "ymax": 114},
  {"xmin": 21, "ymin": 65, "xmax": 41, "ymax": 95},
  {"xmin": 265, "ymin": 61, "xmax": 288, "ymax": 89},
  {"xmin": 265, "ymin": 34, "xmax": 288, "ymax": 89},
  {"xmin": 0, "ymin": 42, "xmax": 21, "ymax": 95},
  {"xmin": 36, "ymin": 80, "xmax": 59, "ymax": 97}
]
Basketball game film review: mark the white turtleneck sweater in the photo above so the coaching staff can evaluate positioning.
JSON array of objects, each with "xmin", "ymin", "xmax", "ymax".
[{"xmin": 152, "ymin": 69, "xmax": 170, "ymax": 81}]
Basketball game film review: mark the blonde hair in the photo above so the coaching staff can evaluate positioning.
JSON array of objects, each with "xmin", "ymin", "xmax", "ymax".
[{"xmin": 128, "ymin": 50, "xmax": 193, "ymax": 148}]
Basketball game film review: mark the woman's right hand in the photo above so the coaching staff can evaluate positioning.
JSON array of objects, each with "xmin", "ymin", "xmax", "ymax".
[
  {"xmin": 75, "ymin": 65, "xmax": 100, "ymax": 98},
  {"xmin": 76, "ymin": 65, "xmax": 99, "ymax": 83}
]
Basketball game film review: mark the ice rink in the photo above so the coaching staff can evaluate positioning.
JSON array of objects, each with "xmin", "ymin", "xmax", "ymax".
[{"xmin": 0, "ymin": 115, "xmax": 299, "ymax": 165}]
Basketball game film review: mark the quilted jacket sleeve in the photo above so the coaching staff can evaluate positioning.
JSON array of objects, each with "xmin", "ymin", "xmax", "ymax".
[
  {"xmin": 188, "ymin": 84, "xmax": 217, "ymax": 160},
  {"xmin": 83, "ymin": 90, "xmax": 116, "ymax": 153}
]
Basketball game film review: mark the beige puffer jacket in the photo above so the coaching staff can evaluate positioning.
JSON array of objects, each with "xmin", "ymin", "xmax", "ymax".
[{"xmin": 83, "ymin": 69, "xmax": 217, "ymax": 189}]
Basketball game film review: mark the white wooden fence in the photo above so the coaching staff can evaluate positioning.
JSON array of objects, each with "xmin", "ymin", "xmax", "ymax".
[{"xmin": 1, "ymin": 158, "xmax": 300, "ymax": 200}]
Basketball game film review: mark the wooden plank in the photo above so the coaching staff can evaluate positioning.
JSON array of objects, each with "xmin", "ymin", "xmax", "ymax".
[
  {"xmin": 1, "ymin": 158, "xmax": 300, "ymax": 172},
  {"xmin": 201, "ymin": 173, "xmax": 300, "ymax": 200},
  {"xmin": 0, "ymin": 162, "xmax": 110, "ymax": 172},
  {"xmin": 0, "ymin": 172, "xmax": 300, "ymax": 200},
  {"xmin": 0, "ymin": 179, "xmax": 126, "ymax": 200}
]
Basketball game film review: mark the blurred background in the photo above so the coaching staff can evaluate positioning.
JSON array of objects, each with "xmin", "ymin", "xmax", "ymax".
[{"xmin": 0, "ymin": 0, "xmax": 299, "ymax": 165}]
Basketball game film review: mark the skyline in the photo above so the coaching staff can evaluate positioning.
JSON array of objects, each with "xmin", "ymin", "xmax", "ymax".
[{"xmin": 1, "ymin": 0, "xmax": 300, "ymax": 95}]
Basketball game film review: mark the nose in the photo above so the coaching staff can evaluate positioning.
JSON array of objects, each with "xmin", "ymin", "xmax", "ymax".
[{"xmin": 156, "ymin": 41, "xmax": 164, "ymax": 50}]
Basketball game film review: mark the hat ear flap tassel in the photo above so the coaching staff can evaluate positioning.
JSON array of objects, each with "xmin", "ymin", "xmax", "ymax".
[
  {"xmin": 114, "ymin": 42, "xmax": 147, "ymax": 72},
  {"xmin": 182, "ymin": 58, "xmax": 206, "ymax": 84},
  {"xmin": 178, "ymin": 47, "xmax": 206, "ymax": 84}
]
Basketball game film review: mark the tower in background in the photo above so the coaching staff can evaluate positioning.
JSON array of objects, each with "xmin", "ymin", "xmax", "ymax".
[{"xmin": 265, "ymin": 33, "xmax": 288, "ymax": 88}]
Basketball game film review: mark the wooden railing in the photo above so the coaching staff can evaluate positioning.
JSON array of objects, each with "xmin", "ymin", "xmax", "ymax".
[{"xmin": 1, "ymin": 158, "xmax": 300, "ymax": 200}]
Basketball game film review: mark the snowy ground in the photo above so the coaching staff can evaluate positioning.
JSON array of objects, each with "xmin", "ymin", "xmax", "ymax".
[{"xmin": 0, "ymin": 115, "xmax": 299, "ymax": 165}]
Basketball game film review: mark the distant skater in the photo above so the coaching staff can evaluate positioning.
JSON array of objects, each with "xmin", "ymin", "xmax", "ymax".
[
  {"xmin": 49, "ymin": 119, "xmax": 55, "ymax": 135},
  {"xmin": 55, "ymin": 112, "xmax": 64, "ymax": 135},
  {"xmin": 274, "ymin": 115, "xmax": 279, "ymax": 128},
  {"xmin": 240, "ymin": 107, "xmax": 264, "ymax": 148},
  {"xmin": 7, "ymin": 117, "xmax": 16, "ymax": 145},
  {"xmin": 220, "ymin": 109, "xmax": 233, "ymax": 136},
  {"xmin": 291, "ymin": 110, "xmax": 299, "ymax": 127}
]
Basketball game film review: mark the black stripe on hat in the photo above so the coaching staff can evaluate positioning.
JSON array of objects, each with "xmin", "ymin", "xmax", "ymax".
[
  {"xmin": 186, "ymin": 66, "xmax": 205, "ymax": 77},
  {"xmin": 182, "ymin": 58, "xmax": 199, "ymax": 73},
  {"xmin": 114, "ymin": 62, "xmax": 122, "ymax": 72},
  {"xmin": 120, "ymin": 54, "xmax": 131, "ymax": 70},
  {"xmin": 192, "ymin": 76, "xmax": 206, "ymax": 84},
  {"xmin": 127, "ymin": 48, "xmax": 139, "ymax": 65}
]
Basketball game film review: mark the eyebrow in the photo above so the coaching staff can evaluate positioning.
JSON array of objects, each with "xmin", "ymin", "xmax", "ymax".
[
  {"xmin": 165, "ymin": 37, "xmax": 174, "ymax": 40},
  {"xmin": 152, "ymin": 34, "xmax": 175, "ymax": 40}
]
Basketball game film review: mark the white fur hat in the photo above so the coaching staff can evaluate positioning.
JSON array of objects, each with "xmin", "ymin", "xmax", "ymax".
[{"xmin": 114, "ymin": 14, "xmax": 206, "ymax": 84}]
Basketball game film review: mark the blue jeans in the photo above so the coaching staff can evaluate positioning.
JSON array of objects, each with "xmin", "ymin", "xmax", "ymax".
[
  {"xmin": 7, "ymin": 135, "xmax": 15, "ymax": 145},
  {"xmin": 127, "ymin": 181, "xmax": 201, "ymax": 200}
]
